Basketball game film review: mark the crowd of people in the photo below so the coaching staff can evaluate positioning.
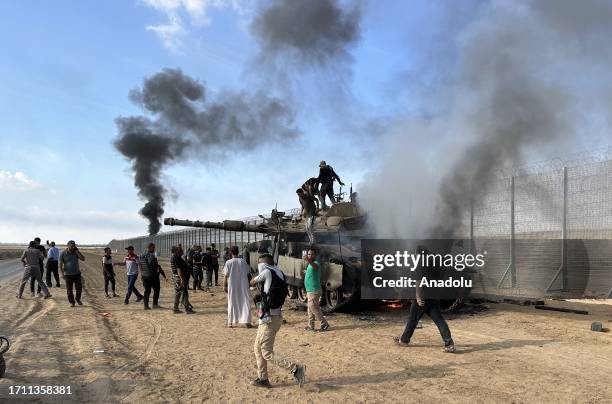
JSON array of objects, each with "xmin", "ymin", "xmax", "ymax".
[{"xmin": 15, "ymin": 237, "xmax": 456, "ymax": 388}]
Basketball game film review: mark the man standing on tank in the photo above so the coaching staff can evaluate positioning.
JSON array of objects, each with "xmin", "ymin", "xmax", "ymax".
[{"xmin": 316, "ymin": 161, "xmax": 344, "ymax": 210}]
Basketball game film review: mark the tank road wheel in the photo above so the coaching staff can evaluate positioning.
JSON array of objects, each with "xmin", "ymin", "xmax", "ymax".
[
  {"xmin": 325, "ymin": 287, "xmax": 343, "ymax": 310},
  {"xmin": 297, "ymin": 286, "xmax": 308, "ymax": 303},
  {"xmin": 289, "ymin": 285, "xmax": 298, "ymax": 299}
]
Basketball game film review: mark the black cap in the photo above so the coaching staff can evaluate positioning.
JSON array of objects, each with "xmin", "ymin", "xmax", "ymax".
[{"xmin": 125, "ymin": 246, "xmax": 134, "ymax": 250}]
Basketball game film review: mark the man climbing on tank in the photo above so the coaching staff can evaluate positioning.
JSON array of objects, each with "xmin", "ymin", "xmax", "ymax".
[
  {"xmin": 317, "ymin": 161, "xmax": 344, "ymax": 210},
  {"xmin": 301, "ymin": 177, "xmax": 320, "ymax": 210},
  {"xmin": 296, "ymin": 188, "xmax": 317, "ymax": 245}
]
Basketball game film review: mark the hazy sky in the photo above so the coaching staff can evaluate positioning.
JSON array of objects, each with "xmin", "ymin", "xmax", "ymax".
[{"xmin": 0, "ymin": 0, "xmax": 482, "ymax": 243}]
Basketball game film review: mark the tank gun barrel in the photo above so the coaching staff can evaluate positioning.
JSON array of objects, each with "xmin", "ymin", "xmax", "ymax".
[{"xmin": 164, "ymin": 218, "xmax": 271, "ymax": 234}]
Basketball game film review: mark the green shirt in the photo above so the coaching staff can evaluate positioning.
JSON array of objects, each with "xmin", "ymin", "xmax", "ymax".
[{"xmin": 304, "ymin": 259, "xmax": 321, "ymax": 293}]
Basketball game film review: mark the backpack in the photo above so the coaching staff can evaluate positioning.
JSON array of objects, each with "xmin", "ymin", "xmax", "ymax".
[{"xmin": 266, "ymin": 268, "xmax": 288, "ymax": 310}]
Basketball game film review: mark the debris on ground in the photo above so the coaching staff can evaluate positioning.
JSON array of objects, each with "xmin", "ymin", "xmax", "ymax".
[
  {"xmin": 591, "ymin": 322, "xmax": 603, "ymax": 332},
  {"xmin": 534, "ymin": 305, "xmax": 588, "ymax": 315}
]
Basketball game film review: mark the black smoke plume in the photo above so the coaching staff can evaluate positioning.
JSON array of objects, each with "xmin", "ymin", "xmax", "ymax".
[
  {"xmin": 251, "ymin": 0, "xmax": 361, "ymax": 66},
  {"xmin": 115, "ymin": 68, "xmax": 298, "ymax": 234}
]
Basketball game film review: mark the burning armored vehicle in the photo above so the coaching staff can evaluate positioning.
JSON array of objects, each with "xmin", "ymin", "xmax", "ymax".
[{"xmin": 164, "ymin": 191, "xmax": 367, "ymax": 312}]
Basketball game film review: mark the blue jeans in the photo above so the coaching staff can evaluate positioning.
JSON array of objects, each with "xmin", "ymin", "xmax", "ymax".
[{"xmin": 125, "ymin": 273, "xmax": 143, "ymax": 302}]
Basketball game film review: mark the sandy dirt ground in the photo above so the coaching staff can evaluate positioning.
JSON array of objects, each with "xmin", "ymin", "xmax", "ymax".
[{"xmin": 0, "ymin": 252, "xmax": 611, "ymax": 403}]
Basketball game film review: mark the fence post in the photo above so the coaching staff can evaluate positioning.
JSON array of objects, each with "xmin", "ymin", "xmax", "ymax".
[
  {"xmin": 546, "ymin": 166, "xmax": 568, "ymax": 292},
  {"xmin": 497, "ymin": 175, "xmax": 516, "ymax": 288},
  {"xmin": 469, "ymin": 192, "xmax": 474, "ymax": 255}
]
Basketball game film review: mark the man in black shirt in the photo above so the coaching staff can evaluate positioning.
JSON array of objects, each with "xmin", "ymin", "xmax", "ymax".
[
  {"xmin": 140, "ymin": 243, "xmax": 163, "ymax": 310},
  {"xmin": 316, "ymin": 161, "xmax": 344, "ymax": 210},
  {"xmin": 210, "ymin": 243, "xmax": 220, "ymax": 286},
  {"xmin": 192, "ymin": 246, "xmax": 204, "ymax": 291},
  {"xmin": 171, "ymin": 246, "xmax": 194, "ymax": 314},
  {"xmin": 203, "ymin": 247, "xmax": 213, "ymax": 290}
]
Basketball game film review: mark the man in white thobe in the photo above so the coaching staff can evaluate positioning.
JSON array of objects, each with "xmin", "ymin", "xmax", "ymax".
[{"xmin": 223, "ymin": 245, "xmax": 252, "ymax": 327}]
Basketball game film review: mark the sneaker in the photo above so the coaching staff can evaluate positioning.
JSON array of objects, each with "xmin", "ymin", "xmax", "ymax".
[
  {"xmin": 105, "ymin": 293, "xmax": 111, "ymax": 298},
  {"xmin": 144, "ymin": 305, "xmax": 151, "ymax": 310},
  {"xmin": 76, "ymin": 301, "xmax": 83, "ymax": 306},
  {"xmin": 152, "ymin": 304, "xmax": 161, "ymax": 309},
  {"xmin": 136, "ymin": 296, "xmax": 143, "ymax": 302},
  {"xmin": 70, "ymin": 303, "xmax": 76, "ymax": 307},
  {"xmin": 320, "ymin": 323, "xmax": 330, "ymax": 332},
  {"xmin": 186, "ymin": 308, "xmax": 195, "ymax": 314},
  {"xmin": 393, "ymin": 336, "xmax": 410, "ymax": 347},
  {"xmin": 293, "ymin": 364, "xmax": 306, "ymax": 387},
  {"xmin": 250, "ymin": 378, "xmax": 271, "ymax": 388},
  {"xmin": 113, "ymin": 293, "xmax": 119, "ymax": 297},
  {"xmin": 442, "ymin": 344, "xmax": 456, "ymax": 353},
  {"xmin": 173, "ymin": 308, "xmax": 183, "ymax": 314},
  {"xmin": 44, "ymin": 294, "xmax": 52, "ymax": 299}
]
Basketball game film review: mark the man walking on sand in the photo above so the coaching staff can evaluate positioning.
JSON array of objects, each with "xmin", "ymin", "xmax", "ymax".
[
  {"xmin": 17, "ymin": 241, "xmax": 52, "ymax": 300},
  {"xmin": 46, "ymin": 241, "xmax": 61, "ymax": 288},
  {"xmin": 114, "ymin": 246, "xmax": 143, "ymax": 305},
  {"xmin": 102, "ymin": 247, "xmax": 118, "ymax": 298},
  {"xmin": 59, "ymin": 240, "xmax": 85, "ymax": 306},
  {"xmin": 250, "ymin": 253, "xmax": 305, "ymax": 388},
  {"xmin": 304, "ymin": 248, "xmax": 329, "ymax": 332},
  {"xmin": 223, "ymin": 245, "xmax": 252, "ymax": 327},
  {"xmin": 30, "ymin": 237, "xmax": 46, "ymax": 296},
  {"xmin": 140, "ymin": 242, "xmax": 163, "ymax": 310},
  {"xmin": 171, "ymin": 245, "xmax": 194, "ymax": 314},
  {"xmin": 210, "ymin": 243, "xmax": 220, "ymax": 286},
  {"xmin": 393, "ymin": 297, "xmax": 456, "ymax": 353}
]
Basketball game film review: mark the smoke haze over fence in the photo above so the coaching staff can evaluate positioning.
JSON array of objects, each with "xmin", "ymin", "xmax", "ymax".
[{"xmin": 361, "ymin": 0, "xmax": 612, "ymax": 238}]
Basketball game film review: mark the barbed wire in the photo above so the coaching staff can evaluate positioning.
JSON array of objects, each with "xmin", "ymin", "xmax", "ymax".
[{"xmin": 494, "ymin": 146, "xmax": 612, "ymax": 178}]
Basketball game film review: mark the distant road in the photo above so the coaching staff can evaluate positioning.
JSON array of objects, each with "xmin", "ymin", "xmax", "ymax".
[{"xmin": 0, "ymin": 259, "xmax": 22, "ymax": 285}]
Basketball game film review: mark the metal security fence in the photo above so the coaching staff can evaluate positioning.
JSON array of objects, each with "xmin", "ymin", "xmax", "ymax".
[
  {"xmin": 107, "ymin": 209, "xmax": 302, "ymax": 259},
  {"xmin": 108, "ymin": 218, "xmax": 267, "ymax": 258},
  {"xmin": 468, "ymin": 157, "xmax": 612, "ymax": 298}
]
